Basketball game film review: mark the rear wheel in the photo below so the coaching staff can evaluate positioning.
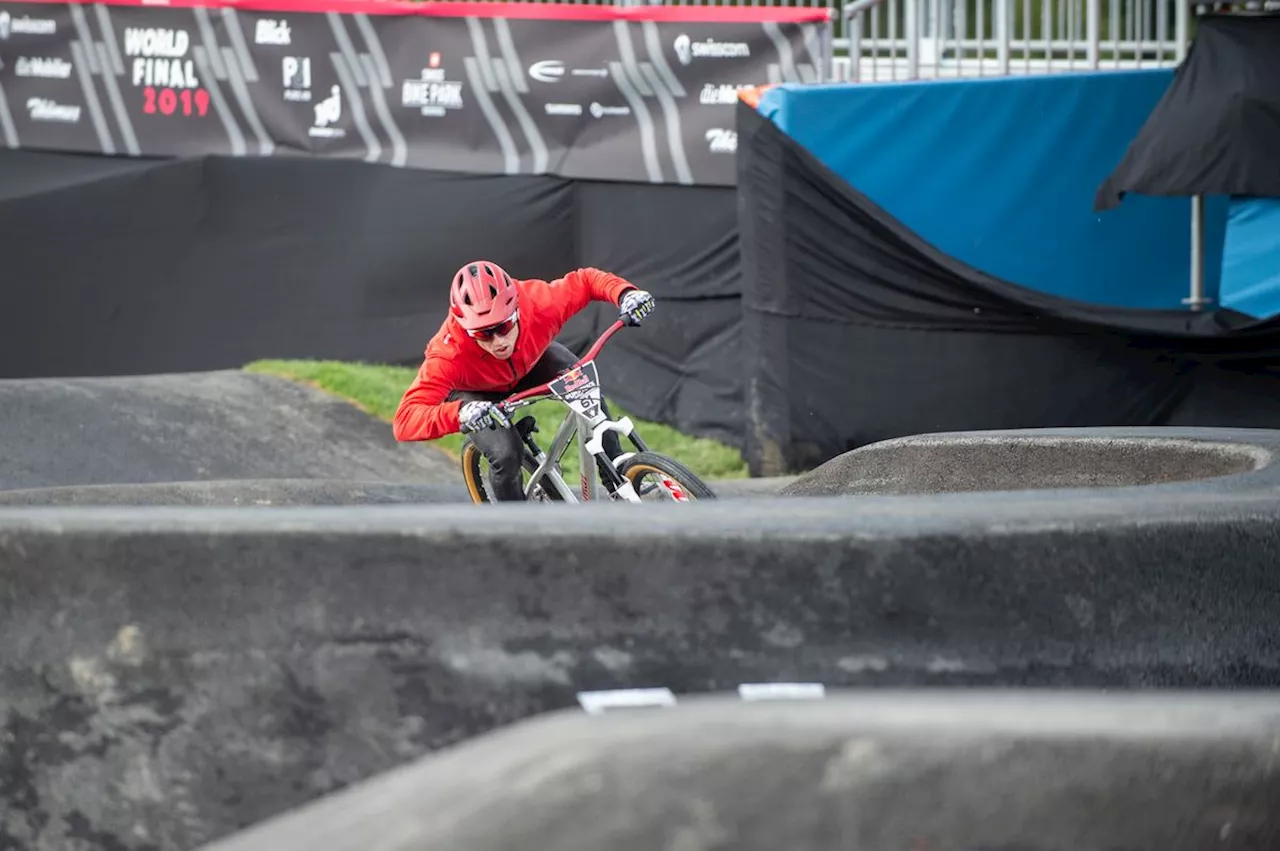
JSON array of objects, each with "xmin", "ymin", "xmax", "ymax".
[
  {"xmin": 461, "ymin": 438, "xmax": 565, "ymax": 504},
  {"xmin": 616, "ymin": 451, "xmax": 717, "ymax": 502}
]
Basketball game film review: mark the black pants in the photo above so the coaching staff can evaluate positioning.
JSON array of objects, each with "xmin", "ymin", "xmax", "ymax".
[{"xmin": 450, "ymin": 342, "xmax": 624, "ymax": 501}]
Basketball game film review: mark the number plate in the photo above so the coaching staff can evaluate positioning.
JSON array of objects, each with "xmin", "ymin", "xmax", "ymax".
[{"xmin": 548, "ymin": 360, "xmax": 604, "ymax": 418}]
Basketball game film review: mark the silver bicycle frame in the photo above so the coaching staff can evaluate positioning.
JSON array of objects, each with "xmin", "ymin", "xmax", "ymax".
[
  {"xmin": 521, "ymin": 399, "xmax": 642, "ymax": 503},
  {"xmin": 503, "ymin": 360, "xmax": 643, "ymax": 503}
]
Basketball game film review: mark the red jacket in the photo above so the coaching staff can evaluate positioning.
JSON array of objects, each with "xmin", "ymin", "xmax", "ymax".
[{"xmin": 393, "ymin": 267, "xmax": 636, "ymax": 442}]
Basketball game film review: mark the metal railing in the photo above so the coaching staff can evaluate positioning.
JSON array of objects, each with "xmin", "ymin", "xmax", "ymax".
[
  {"xmin": 836, "ymin": 0, "xmax": 1188, "ymax": 81},
  {"xmin": 464, "ymin": 0, "xmax": 1190, "ymax": 84}
]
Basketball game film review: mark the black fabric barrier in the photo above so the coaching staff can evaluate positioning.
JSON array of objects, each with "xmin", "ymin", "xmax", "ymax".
[
  {"xmin": 736, "ymin": 100, "xmax": 1280, "ymax": 475},
  {"xmin": 0, "ymin": 148, "xmax": 576, "ymax": 372},
  {"xmin": 1096, "ymin": 14, "xmax": 1280, "ymax": 211},
  {"xmin": 574, "ymin": 179, "xmax": 744, "ymax": 446},
  {"xmin": 0, "ymin": 0, "xmax": 827, "ymax": 187},
  {"xmin": 0, "ymin": 147, "xmax": 743, "ymax": 447}
]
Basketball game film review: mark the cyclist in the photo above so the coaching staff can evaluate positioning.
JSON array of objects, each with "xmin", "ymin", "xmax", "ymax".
[{"xmin": 393, "ymin": 260, "xmax": 656, "ymax": 501}]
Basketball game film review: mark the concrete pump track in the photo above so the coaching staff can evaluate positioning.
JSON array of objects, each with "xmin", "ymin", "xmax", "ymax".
[{"xmin": 1, "ymin": 371, "xmax": 1279, "ymax": 850}]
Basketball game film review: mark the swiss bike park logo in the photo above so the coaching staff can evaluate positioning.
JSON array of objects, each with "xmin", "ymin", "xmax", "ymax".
[{"xmin": 400, "ymin": 50, "xmax": 465, "ymax": 118}]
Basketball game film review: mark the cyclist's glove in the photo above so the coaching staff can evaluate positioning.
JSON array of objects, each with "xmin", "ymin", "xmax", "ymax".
[
  {"xmin": 459, "ymin": 400, "xmax": 511, "ymax": 434},
  {"xmin": 619, "ymin": 289, "xmax": 656, "ymax": 326}
]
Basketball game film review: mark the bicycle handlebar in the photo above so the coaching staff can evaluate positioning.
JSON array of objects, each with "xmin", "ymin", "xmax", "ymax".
[{"xmin": 500, "ymin": 316, "xmax": 630, "ymax": 408}]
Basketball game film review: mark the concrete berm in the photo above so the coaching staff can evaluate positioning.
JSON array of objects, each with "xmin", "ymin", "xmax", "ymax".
[{"xmin": 197, "ymin": 690, "xmax": 1280, "ymax": 851}]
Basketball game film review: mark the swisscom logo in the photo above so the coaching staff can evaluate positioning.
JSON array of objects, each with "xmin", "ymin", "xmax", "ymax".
[
  {"xmin": 672, "ymin": 33, "xmax": 750, "ymax": 65},
  {"xmin": 0, "ymin": 11, "xmax": 59, "ymax": 39}
]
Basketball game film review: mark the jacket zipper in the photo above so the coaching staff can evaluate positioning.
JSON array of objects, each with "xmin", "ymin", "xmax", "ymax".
[{"xmin": 480, "ymin": 341, "xmax": 521, "ymax": 390}]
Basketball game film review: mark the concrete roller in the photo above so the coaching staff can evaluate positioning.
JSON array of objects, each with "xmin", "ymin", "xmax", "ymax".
[
  {"xmin": 197, "ymin": 690, "xmax": 1280, "ymax": 851},
  {"xmin": 4, "ymin": 426, "xmax": 1280, "ymax": 848},
  {"xmin": 782, "ymin": 425, "xmax": 1280, "ymax": 496}
]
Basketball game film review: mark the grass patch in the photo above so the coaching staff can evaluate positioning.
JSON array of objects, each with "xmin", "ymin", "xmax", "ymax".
[{"xmin": 244, "ymin": 359, "xmax": 750, "ymax": 480}]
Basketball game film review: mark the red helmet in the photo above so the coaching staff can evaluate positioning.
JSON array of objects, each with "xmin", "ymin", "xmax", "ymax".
[{"xmin": 450, "ymin": 261, "xmax": 518, "ymax": 331}]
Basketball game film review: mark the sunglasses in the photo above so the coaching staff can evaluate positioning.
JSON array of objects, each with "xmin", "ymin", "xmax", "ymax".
[{"xmin": 467, "ymin": 311, "xmax": 519, "ymax": 341}]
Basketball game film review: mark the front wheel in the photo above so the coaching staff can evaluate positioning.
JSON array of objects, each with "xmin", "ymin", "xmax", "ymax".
[
  {"xmin": 616, "ymin": 451, "xmax": 717, "ymax": 502},
  {"xmin": 461, "ymin": 438, "xmax": 564, "ymax": 504}
]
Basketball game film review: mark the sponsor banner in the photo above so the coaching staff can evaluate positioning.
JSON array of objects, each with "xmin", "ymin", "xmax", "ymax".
[
  {"xmin": 550, "ymin": 19, "xmax": 756, "ymax": 183},
  {"xmin": 109, "ymin": 5, "xmax": 235, "ymax": 156},
  {"xmin": 0, "ymin": 1, "xmax": 828, "ymax": 185},
  {"xmin": 405, "ymin": 17, "xmax": 615, "ymax": 177},
  {"xmin": 0, "ymin": 4, "xmax": 97, "ymax": 152},
  {"xmin": 230, "ymin": 7, "xmax": 373, "ymax": 158}
]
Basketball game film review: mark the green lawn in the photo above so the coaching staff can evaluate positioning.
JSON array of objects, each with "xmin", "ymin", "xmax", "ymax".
[{"xmin": 244, "ymin": 359, "xmax": 749, "ymax": 480}]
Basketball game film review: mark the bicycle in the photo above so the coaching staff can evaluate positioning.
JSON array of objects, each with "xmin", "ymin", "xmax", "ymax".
[{"xmin": 460, "ymin": 315, "xmax": 718, "ymax": 504}]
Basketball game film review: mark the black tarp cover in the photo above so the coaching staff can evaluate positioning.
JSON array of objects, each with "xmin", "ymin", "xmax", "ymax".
[
  {"xmin": 0, "ymin": 150, "xmax": 743, "ymax": 447},
  {"xmin": 736, "ymin": 99, "xmax": 1280, "ymax": 475},
  {"xmin": 1095, "ymin": 14, "xmax": 1280, "ymax": 211}
]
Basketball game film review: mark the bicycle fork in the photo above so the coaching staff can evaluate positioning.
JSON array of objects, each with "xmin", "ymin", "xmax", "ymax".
[{"xmin": 583, "ymin": 423, "xmax": 647, "ymax": 502}]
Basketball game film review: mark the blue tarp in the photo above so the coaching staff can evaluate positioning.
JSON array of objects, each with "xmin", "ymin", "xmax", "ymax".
[
  {"xmin": 1219, "ymin": 197, "xmax": 1280, "ymax": 320},
  {"xmin": 757, "ymin": 71, "xmax": 1230, "ymax": 310}
]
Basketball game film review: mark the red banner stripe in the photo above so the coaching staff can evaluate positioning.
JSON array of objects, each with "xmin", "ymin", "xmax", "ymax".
[{"xmin": 4, "ymin": 0, "xmax": 832, "ymax": 23}]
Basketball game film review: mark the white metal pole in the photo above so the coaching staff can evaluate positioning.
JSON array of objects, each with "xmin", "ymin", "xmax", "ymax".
[
  {"xmin": 1185, "ymin": 195, "xmax": 1208, "ymax": 311},
  {"xmin": 1177, "ymin": 3, "xmax": 1210, "ymax": 312},
  {"xmin": 906, "ymin": 0, "xmax": 920, "ymax": 78},
  {"xmin": 996, "ymin": 0, "xmax": 1010, "ymax": 75},
  {"xmin": 1086, "ymin": 0, "xmax": 1100, "ymax": 68}
]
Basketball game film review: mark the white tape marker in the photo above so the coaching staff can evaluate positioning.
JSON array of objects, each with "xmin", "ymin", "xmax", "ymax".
[
  {"xmin": 737, "ymin": 682, "xmax": 827, "ymax": 701},
  {"xmin": 576, "ymin": 687, "xmax": 678, "ymax": 714}
]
